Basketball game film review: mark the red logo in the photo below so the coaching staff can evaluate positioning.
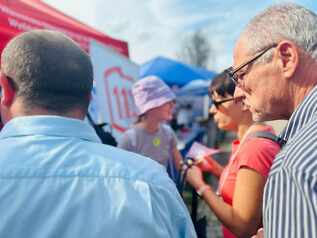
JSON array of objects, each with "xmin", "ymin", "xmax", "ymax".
[{"xmin": 103, "ymin": 67, "xmax": 137, "ymax": 132}]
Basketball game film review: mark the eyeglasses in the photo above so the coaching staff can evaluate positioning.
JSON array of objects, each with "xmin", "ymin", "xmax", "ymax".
[
  {"xmin": 226, "ymin": 43, "xmax": 278, "ymax": 86},
  {"xmin": 212, "ymin": 97, "xmax": 235, "ymax": 109},
  {"xmin": 211, "ymin": 96, "xmax": 243, "ymax": 109}
]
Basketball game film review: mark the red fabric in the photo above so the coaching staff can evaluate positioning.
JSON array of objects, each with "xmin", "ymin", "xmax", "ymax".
[
  {"xmin": 196, "ymin": 155, "xmax": 218, "ymax": 172},
  {"xmin": 0, "ymin": 0, "xmax": 129, "ymax": 56},
  {"xmin": 218, "ymin": 126, "xmax": 281, "ymax": 238}
]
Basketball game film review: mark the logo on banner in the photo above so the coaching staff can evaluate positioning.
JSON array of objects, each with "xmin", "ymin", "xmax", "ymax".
[{"xmin": 103, "ymin": 67, "xmax": 137, "ymax": 132}]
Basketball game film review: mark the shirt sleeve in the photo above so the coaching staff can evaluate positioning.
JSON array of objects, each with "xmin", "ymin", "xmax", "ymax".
[
  {"xmin": 149, "ymin": 181, "xmax": 197, "ymax": 238},
  {"xmin": 236, "ymin": 138, "xmax": 281, "ymax": 178},
  {"xmin": 104, "ymin": 167, "xmax": 197, "ymax": 238},
  {"xmin": 163, "ymin": 124, "xmax": 178, "ymax": 148},
  {"xmin": 100, "ymin": 162, "xmax": 196, "ymax": 238},
  {"xmin": 170, "ymin": 130, "xmax": 178, "ymax": 148},
  {"xmin": 263, "ymin": 169, "xmax": 317, "ymax": 238}
]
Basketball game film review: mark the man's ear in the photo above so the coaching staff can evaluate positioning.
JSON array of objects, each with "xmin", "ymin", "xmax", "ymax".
[
  {"xmin": 0, "ymin": 73, "xmax": 16, "ymax": 107},
  {"xmin": 276, "ymin": 40, "xmax": 299, "ymax": 79}
]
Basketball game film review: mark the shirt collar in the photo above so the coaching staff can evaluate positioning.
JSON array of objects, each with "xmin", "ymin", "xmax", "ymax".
[
  {"xmin": 0, "ymin": 115, "xmax": 101, "ymax": 143},
  {"xmin": 280, "ymin": 85, "xmax": 317, "ymax": 142}
]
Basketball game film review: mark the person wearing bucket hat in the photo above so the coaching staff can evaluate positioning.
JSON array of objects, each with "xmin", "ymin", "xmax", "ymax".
[
  {"xmin": 118, "ymin": 75, "xmax": 183, "ymax": 183},
  {"xmin": 132, "ymin": 75, "xmax": 176, "ymax": 116}
]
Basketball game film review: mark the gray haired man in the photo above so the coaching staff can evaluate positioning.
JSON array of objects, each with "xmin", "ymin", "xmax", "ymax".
[{"xmin": 229, "ymin": 3, "xmax": 317, "ymax": 238}]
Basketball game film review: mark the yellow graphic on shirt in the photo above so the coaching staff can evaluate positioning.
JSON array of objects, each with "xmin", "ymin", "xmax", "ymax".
[{"xmin": 152, "ymin": 137, "xmax": 161, "ymax": 147}]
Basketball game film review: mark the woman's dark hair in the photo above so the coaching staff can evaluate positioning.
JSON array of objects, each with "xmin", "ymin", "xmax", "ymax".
[
  {"xmin": 135, "ymin": 114, "xmax": 145, "ymax": 124},
  {"xmin": 209, "ymin": 68, "xmax": 236, "ymax": 97}
]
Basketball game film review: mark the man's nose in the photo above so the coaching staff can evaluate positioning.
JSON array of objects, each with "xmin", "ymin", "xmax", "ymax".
[{"xmin": 234, "ymin": 86, "xmax": 245, "ymax": 98}]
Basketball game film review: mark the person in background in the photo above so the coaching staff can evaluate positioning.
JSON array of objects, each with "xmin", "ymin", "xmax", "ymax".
[
  {"xmin": 186, "ymin": 70, "xmax": 280, "ymax": 238},
  {"xmin": 177, "ymin": 103, "xmax": 193, "ymax": 129},
  {"xmin": 0, "ymin": 30, "xmax": 196, "ymax": 238},
  {"xmin": 118, "ymin": 75, "xmax": 183, "ymax": 183}
]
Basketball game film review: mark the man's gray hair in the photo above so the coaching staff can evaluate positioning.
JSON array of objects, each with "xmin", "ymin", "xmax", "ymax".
[
  {"xmin": 241, "ymin": 3, "xmax": 317, "ymax": 61},
  {"xmin": 1, "ymin": 30, "xmax": 93, "ymax": 114}
]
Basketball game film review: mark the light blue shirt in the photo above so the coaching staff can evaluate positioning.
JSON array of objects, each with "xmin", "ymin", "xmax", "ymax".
[{"xmin": 0, "ymin": 116, "xmax": 196, "ymax": 238}]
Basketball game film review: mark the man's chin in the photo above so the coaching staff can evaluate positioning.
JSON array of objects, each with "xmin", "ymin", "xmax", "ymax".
[
  {"xmin": 251, "ymin": 109, "xmax": 267, "ymax": 122},
  {"xmin": 252, "ymin": 115, "xmax": 266, "ymax": 122}
]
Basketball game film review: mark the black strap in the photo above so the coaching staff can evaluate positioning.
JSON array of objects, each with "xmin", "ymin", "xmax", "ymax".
[
  {"xmin": 86, "ymin": 113, "xmax": 117, "ymax": 146},
  {"xmin": 247, "ymin": 131, "xmax": 287, "ymax": 148}
]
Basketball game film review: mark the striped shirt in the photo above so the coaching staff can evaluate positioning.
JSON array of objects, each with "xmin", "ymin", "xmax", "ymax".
[{"xmin": 263, "ymin": 86, "xmax": 317, "ymax": 237}]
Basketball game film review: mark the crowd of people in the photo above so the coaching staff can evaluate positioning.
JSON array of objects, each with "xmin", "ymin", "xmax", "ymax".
[{"xmin": 0, "ymin": 2, "xmax": 316, "ymax": 238}]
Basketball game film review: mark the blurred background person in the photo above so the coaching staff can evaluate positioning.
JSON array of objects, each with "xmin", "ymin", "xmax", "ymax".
[
  {"xmin": 177, "ymin": 103, "xmax": 193, "ymax": 129},
  {"xmin": 186, "ymin": 70, "xmax": 280, "ymax": 238},
  {"xmin": 118, "ymin": 75, "xmax": 183, "ymax": 184}
]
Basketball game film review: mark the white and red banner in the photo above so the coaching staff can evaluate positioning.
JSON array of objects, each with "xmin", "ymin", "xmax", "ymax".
[{"xmin": 89, "ymin": 40, "xmax": 139, "ymax": 139}]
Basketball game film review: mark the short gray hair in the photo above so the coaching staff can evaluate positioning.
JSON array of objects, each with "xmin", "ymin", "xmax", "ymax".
[
  {"xmin": 1, "ymin": 30, "xmax": 93, "ymax": 114},
  {"xmin": 241, "ymin": 3, "xmax": 317, "ymax": 62}
]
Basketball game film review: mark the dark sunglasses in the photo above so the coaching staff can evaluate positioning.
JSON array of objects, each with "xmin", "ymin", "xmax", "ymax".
[
  {"xmin": 211, "ymin": 96, "xmax": 244, "ymax": 109},
  {"xmin": 226, "ymin": 43, "xmax": 278, "ymax": 85}
]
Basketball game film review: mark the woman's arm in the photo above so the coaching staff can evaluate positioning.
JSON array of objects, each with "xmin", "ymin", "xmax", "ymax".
[
  {"xmin": 186, "ymin": 166, "xmax": 265, "ymax": 238},
  {"xmin": 172, "ymin": 146, "xmax": 182, "ymax": 170}
]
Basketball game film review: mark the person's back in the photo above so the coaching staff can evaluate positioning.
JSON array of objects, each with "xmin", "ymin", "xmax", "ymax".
[
  {"xmin": 0, "ymin": 30, "xmax": 196, "ymax": 238},
  {"xmin": 0, "ymin": 116, "xmax": 194, "ymax": 237}
]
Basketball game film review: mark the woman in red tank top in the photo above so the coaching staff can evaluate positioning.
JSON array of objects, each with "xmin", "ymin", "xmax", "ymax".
[{"xmin": 186, "ymin": 70, "xmax": 280, "ymax": 238}]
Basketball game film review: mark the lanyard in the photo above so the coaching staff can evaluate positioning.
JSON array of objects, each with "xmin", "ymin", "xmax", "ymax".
[
  {"xmin": 216, "ymin": 125, "xmax": 257, "ymax": 196},
  {"xmin": 217, "ymin": 146, "xmax": 240, "ymax": 196}
]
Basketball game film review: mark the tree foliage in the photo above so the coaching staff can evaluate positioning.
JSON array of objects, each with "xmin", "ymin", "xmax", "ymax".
[{"xmin": 177, "ymin": 30, "xmax": 213, "ymax": 68}]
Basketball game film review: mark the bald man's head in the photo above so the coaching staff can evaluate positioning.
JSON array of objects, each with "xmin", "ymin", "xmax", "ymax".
[{"xmin": 1, "ymin": 30, "xmax": 93, "ymax": 114}]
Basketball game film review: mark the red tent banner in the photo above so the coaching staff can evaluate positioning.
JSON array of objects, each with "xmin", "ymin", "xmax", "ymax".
[{"xmin": 0, "ymin": 0, "xmax": 129, "ymax": 56}]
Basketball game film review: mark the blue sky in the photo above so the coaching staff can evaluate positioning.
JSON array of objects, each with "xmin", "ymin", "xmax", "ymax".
[{"xmin": 44, "ymin": 0, "xmax": 317, "ymax": 71}]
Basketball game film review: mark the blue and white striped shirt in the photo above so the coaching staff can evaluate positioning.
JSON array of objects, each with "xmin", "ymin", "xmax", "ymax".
[{"xmin": 263, "ymin": 86, "xmax": 317, "ymax": 237}]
